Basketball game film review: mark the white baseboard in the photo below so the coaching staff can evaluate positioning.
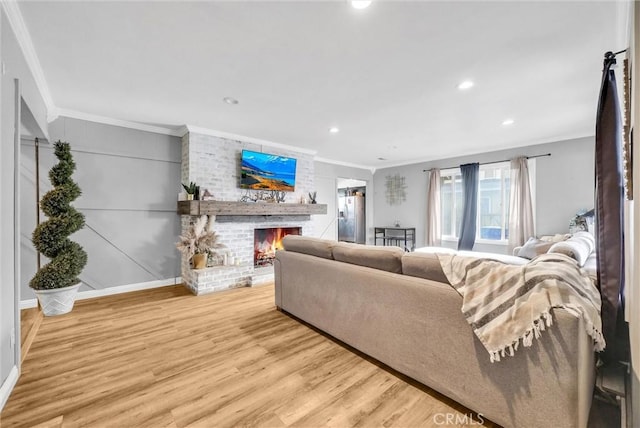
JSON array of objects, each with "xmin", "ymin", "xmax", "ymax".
[
  {"xmin": 20, "ymin": 299, "xmax": 38, "ymax": 310},
  {"xmin": 0, "ymin": 365, "xmax": 19, "ymax": 411},
  {"xmin": 20, "ymin": 277, "xmax": 182, "ymax": 309}
]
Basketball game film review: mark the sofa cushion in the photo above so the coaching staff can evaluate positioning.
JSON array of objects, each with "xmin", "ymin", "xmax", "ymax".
[
  {"xmin": 281, "ymin": 235, "xmax": 334, "ymax": 260},
  {"xmin": 516, "ymin": 237, "xmax": 555, "ymax": 259},
  {"xmin": 548, "ymin": 231, "xmax": 595, "ymax": 267},
  {"xmin": 332, "ymin": 242, "xmax": 404, "ymax": 273},
  {"xmin": 402, "ymin": 252, "xmax": 450, "ymax": 284}
]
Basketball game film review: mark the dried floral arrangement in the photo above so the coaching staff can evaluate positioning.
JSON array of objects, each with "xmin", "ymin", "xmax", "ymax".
[{"xmin": 176, "ymin": 215, "xmax": 225, "ymax": 259}]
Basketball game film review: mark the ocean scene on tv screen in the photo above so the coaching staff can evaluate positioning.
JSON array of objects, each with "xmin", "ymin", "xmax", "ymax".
[{"xmin": 241, "ymin": 150, "xmax": 297, "ymax": 192}]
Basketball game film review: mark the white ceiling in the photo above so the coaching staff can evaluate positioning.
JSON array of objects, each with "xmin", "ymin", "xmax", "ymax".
[{"xmin": 18, "ymin": 1, "xmax": 623, "ymax": 169}]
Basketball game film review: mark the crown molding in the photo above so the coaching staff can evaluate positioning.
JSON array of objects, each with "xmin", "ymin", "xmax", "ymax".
[
  {"xmin": 183, "ymin": 124, "xmax": 318, "ymax": 156},
  {"xmin": 314, "ymin": 156, "xmax": 376, "ymax": 173},
  {"xmin": 373, "ymin": 133, "xmax": 594, "ymax": 172},
  {"xmin": 1, "ymin": 0, "xmax": 55, "ymax": 113},
  {"xmin": 56, "ymin": 108, "xmax": 183, "ymax": 137},
  {"xmin": 615, "ymin": 0, "xmax": 632, "ymax": 52}
]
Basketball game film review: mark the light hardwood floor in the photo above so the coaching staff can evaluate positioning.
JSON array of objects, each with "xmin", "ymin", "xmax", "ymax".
[{"xmin": 2, "ymin": 284, "xmax": 494, "ymax": 428}]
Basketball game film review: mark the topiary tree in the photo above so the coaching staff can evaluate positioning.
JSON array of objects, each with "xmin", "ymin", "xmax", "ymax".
[{"xmin": 30, "ymin": 141, "xmax": 87, "ymax": 290}]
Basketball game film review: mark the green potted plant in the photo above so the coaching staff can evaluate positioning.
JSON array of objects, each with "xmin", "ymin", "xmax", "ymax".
[
  {"xmin": 30, "ymin": 141, "xmax": 88, "ymax": 316},
  {"xmin": 176, "ymin": 215, "xmax": 225, "ymax": 269},
  {"xmin": 182, "ymin": 181, "xmax": 199, "ymax": 200}
]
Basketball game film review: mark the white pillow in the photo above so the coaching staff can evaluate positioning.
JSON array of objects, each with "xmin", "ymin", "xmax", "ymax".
[
  {"xmin": 415, "ymin": 246, "xmax": 457, "ymax": 254},
  {"xmin": 457, "ymin": 251, "xmax": 528, "ymax": 265},
  {"xmin": 548, "ymin": 232, "xmax": 595, "ymax": 267},
  {"xmin": 516, "ymin": 237, "xmax": 555, "ymax": 259}
]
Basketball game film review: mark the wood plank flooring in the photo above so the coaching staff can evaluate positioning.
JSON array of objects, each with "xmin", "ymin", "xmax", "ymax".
[
  {"xmin": 20, "ymin": 307, "xmax": 43, "ymax": 365},
  {"xmin": 2, "ymin": 284, "xmax": 494, "ymax": 428}
]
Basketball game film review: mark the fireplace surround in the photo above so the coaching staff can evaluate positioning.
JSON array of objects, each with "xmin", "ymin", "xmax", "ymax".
[{"xmin": 179, "ymin": 130, "xmax": 320, "ymax": 295}]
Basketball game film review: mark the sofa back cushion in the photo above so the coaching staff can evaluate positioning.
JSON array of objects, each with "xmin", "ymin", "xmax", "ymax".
[
  {"xmin": 281, "ymin": 235, "xmax": 334, "ymax": 260},
  {"xmin": 332, "ymin": 242, "xmax": 404, "ymax": 273},
  {"xmin": 401, "ymin": 252, "xmax": 450, "ymax": 284}
]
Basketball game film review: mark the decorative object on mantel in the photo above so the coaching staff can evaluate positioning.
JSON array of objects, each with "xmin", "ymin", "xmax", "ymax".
[
  {"xmin": 239, "ymin": 189, "xmax": 286, "ymax": 203},
  {"xmin": 240, "ymin": 189, "xmax": 259, "ymax": 202},
  {"xmin": 182, "ymin": 181, "xmax": 199, "ymax": 200},
  {"xmin": 308, "ymin": 191, "xmax": 317, "ymax": 204},
  {"xmin": 299, "ymin": 194, "xmax": 308, "ymax": 204},
  {"xmin": 176, "ymin": 215, "xmax": 225, "ymax": 269},
  {"xmin": 201, "ymin": 188, "xmax": 215, "ymax": 201},
  {"xmin": 30, "ymin": 141, "xmax": 88, "ymax": 316},
  {"xmin": 385, "ymin": 174, "xmax": 407, "ymax": 206},
  {"xmin": 272, "ymin": 190, "xmax": 286, "ymax": 203}
]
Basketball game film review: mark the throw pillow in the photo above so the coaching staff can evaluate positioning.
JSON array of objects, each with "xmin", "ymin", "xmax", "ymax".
[
  {"xmin": 516, "ymin": 237, "xmax": 555, "ymax": 260},
  {"xmin": 548, "ymin": 232, "xmax": 595, "ymax": 267}
]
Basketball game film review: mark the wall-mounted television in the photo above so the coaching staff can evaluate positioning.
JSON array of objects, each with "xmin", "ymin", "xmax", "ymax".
[{"xmin": 240, "ymin": 150, "xmax": 297, "ymax": 192}]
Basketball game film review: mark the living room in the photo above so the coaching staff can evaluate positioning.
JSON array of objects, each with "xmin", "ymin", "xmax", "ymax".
[{"xmin": 0, "ymin": 1, "xmax": 639, "ymax": 427}]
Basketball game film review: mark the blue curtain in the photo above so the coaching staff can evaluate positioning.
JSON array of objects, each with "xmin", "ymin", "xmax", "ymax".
[
  {"xmin": 458, "ymin": 163, "xmax": 479, "ymax": 251},
  {"xmin": 595, "ymin": 51, "xmax": 624, "ymax": 360}
]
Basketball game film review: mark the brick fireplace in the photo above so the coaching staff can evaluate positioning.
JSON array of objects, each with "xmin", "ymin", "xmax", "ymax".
[
  {"xmin": 254, "ymin": 227, "xmax": 301, "ymax": 267},
  {"xmin": 179, "ymin": 129, "xmax": 318, "ymax": 295}
]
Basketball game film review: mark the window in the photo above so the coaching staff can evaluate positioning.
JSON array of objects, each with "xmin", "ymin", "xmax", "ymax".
[{"xmin": 440, "ymin": 162, "xmax": 512, "ymax": 242}]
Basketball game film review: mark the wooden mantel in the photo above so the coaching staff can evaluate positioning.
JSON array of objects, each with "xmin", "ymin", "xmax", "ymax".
[{"xmin": 177, "ymin": 200, "xmax": 328, "ymax": 216}]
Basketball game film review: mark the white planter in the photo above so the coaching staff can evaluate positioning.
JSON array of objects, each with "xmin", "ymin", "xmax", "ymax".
[{"xmin": 33, "ymin": 283, "xmax": 82, "ymax": 316}]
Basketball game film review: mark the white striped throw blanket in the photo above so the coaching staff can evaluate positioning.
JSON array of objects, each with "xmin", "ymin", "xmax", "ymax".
[{"xmin": 437, "ymin": 252, "xmax": 605, "ymax": 362}]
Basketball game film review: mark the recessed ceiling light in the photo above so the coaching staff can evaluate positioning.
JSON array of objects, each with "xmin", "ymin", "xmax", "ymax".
[
  {"xmin": 351, "ymin": 1, "xmax": 372, "ymax": 9},
  {"xmin": 223, "ymin": 97, "xmax": 238, "ymax": 105},
  {"xmin": 457, "ymin": 81, "xmax": 474, "ymax": 90},
  {"xmin": 502, "ymin": 119, "xmax": 515, "ymax": 126},
  {"xmin": 329, "ymin": 127, "xmax": 340, "ymax": 134}
]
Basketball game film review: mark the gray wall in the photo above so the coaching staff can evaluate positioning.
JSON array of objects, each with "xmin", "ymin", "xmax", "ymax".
[
  {"xmin": 373, "ymin": 136, "xmax": 595, "ymax": 254},
  {"xmin": 1, "ymin": 7, "xmax": 49, "ymax": 406},
  {"xmin": 313, "ymin": 161, "xmax": 374, "ymax": 243},
  {"xmin": 20, "ymin": 117, "xmax": 182, "ymax": 301}
]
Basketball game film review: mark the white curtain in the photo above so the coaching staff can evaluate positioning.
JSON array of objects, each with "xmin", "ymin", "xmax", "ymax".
[
  {"xmin": 426, "ymin": 169, "xmax": 441, "ymax": 246},
  {"xmin": 508, "ymin": 157, "xmax": 534, "ymax": 251}
]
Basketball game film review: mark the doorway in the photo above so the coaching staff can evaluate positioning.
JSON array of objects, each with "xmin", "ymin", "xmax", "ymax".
[{"xmin": 337, "ymin": 178, "xmax": 367, "ymax": 244}]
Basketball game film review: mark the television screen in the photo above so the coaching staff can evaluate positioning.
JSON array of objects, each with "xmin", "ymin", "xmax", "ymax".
[{"xmin": 240, "ymin": 150, "xmax": 297, "ymax": 192}]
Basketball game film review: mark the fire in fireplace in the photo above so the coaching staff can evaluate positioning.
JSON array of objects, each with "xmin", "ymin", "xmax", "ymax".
[{"xmin": 254, "ymin": 227, "xmax": 301, "ymax": 267}]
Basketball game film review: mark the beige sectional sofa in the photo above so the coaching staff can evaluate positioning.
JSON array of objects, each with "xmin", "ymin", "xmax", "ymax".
[{"xmin": 274, "ymin": 235, "xmax": 596, "ymax": 428}]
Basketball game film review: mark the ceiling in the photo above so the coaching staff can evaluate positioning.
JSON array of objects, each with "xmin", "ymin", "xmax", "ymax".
[{"xmin": 18, "ymin": 1, "xmax": 623, "ymax": 169}]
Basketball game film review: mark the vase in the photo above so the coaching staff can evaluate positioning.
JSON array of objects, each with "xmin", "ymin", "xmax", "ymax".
[
  {"xmin": 192, "ymin": 253, "xmax": 207, "ymax": 269},
  {"xmin": 33, "ymin": 283, "xmax": 82, "ymax": 316}
]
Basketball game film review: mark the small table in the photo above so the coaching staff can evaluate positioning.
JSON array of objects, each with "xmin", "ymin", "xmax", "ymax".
[{"xmin": 374, "ymin": 227, "xmax": 416, "ymax": 251}]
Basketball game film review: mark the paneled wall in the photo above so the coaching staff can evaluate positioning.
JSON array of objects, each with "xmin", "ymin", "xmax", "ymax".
[{"xmin": 20, "ymin": 117, "xmax": 182, "ymax": 301}]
